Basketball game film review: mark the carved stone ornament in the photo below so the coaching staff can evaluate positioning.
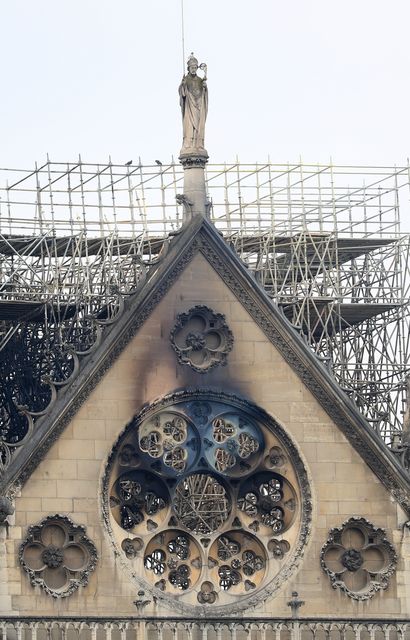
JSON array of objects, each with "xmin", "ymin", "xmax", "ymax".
[
  {"xmin": 102, "ymin": 389, "xmax": 312, "ymax": 616},
  {"xmin": 19, "ymin": 514, "xmax": 98, "ymax": 597},
  {"xmin": 170, "ymin": 306, "xmax": 233, "ymax": 373},
  {"xmin": 320, "ymin": 517, "xmax": 397, "ymax": 600}
]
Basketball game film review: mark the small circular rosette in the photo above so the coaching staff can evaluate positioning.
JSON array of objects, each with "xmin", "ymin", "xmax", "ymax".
[
  {"xmin": 138, "ymin": 411, "xmax": 199, "ymax": 476},
  {"xmin": 204, "ymin": 412, "xmax": 264, "ymax": 476},
  {"xmin": 321, "ymin": 518, "xmax": 397, "ymax": 599},
  {"xmin": 170, "ymin": 306, "xmax": 233, "ymax": 373},
  {"xmin": 20, "ymin": 516, "xmax": 97, "ymax": 597},
  {"xmin": 237, "ymin": 471, "xmax": 297, "ymax": 534},
  {"xmin": 208, "ymin": 530, "xmax": 266, "ymax": 595},
  {"xmin": 144, "ymin": 530, "xmax": 202, "ymax": 593},
  {"xmin": 110, "ymin": 470, "xmax": 169, "ymax": 533}
]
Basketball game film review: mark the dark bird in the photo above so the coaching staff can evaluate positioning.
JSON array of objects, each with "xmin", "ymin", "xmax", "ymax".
[
  {"xmin": 155, "ymin": 160, "xmax": 163, "ymax": 166},
  {"xmin": 125, "ymin": 160, "xmax": 132, "ymax": 166}
]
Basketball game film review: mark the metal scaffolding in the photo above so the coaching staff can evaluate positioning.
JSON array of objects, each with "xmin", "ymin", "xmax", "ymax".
[{"xmin": 0, "ymin": 158, "xmax": 410, "ymax": 457}]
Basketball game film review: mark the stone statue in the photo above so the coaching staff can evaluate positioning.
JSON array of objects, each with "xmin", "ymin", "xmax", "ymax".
[{"xmin": 179, "ymin": 53, "xmax": 208, "ymax": 153}]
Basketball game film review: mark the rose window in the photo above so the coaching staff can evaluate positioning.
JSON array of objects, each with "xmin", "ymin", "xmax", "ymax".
[{"xmin": 104, "ymin": 390, "xmax": 310, "ymax": 614}]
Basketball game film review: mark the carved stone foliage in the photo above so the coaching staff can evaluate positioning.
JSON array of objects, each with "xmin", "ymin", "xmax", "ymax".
[
  {"xmin": 103, "ymin": 389, "xmax": 312, "ymax": 615},
  {"xmin": 321, "ymin": 517, "xmax": 397, "ymax": 600},
  {"xmin": 170, "ymin": 306, "xmax": 233, "ymax": 373},
  {"xmin": 19, "ymin": 514, "xmax": 97, "ymax": 598}
]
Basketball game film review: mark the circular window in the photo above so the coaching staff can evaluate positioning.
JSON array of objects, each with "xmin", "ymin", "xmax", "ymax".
[
  {"xmin": 204, "ymin": 412, "xmax": 263, "ymax": 476},
  {"xmin": 138, "ymin": 411, "xmax": 200, "ymax": 475},
  {"xmin": 103, "ymin": 390, "xmax": 311, "ymax": 614},
  {"xmin": 110, "ymin": 470, "xmax": 169, "ymax": 532}
]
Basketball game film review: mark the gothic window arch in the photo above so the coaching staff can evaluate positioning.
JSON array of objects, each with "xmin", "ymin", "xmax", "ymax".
[{"xmin": 103, "ymin": 390, "xmax": 311, "ymax": 615}]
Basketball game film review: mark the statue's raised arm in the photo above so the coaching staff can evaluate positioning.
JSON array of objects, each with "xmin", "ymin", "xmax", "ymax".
[{"xmin": 179, "ymin": 53, "xmax": 208, "ymax": 154}]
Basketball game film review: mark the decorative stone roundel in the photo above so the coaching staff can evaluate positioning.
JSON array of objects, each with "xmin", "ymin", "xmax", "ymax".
[
  {"xmin": 170, "ymin": 306, "xmax": 233, "ymax": 373},
  {"xmin": 19, "ymin": 514, "xmax": 97, "ymax": 598},
  {"xmin": 103, "ymin": 389, "xmax": 312, "ymax": 615},
  {"xmin": 321, "ymin": 517, "xmax": 397, "ymax": 600}
]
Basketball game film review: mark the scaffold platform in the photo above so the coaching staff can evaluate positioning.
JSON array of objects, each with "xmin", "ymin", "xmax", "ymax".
[{"xmin": 1, "ymin": 159, "xmax": 410, "ymax": 448}]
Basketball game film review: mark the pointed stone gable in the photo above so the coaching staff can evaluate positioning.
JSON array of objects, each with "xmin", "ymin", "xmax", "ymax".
[
  {"xmin": 10, "ymin": 245, "xmax": 408, "ymax": 617},
  {"xmin": 3, "ymin": 217, "xmax": 410, "ymax": 518}
]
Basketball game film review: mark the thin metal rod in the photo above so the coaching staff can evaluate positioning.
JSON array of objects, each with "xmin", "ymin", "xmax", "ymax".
[{"xmin": 181, "ymin": 0, "xmax": 186, "ymax": 72}]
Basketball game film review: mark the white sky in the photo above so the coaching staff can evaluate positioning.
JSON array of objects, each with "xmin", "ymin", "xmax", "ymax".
[{"xmin": 0, "ymin": 0, "xmax": 409, "ymax": 169}]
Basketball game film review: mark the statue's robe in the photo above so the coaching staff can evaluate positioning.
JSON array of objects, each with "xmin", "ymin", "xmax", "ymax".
[{"xmin": 179, "ymin": 74, "xmax": 208, "ymax": 150}]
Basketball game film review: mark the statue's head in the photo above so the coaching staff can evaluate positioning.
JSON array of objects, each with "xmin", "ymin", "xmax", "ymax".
[{"xmin": 187, "ymin": 53, "xmax": 198, "ymax": 76}]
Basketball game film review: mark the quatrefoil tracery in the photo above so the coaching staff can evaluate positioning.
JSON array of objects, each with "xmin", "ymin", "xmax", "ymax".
[
  {"xmin": 170, "ymin": 306, "xmax": 234, "ymax": 373},
  {"xmin": 237, "ymin": 472, "xmax": 297, "ymax": 535},
  {"xmin": 210, "ymin": 531, "xmax": 266, "ymax": 592},
  {"xmin": 321, "ymin": 518, "xmax": 397, "ymax": 600},
  {"xmin": 144, "ymin": 530, "xmax": 201, "ymax": 592},
  {"xmin": 111, "ymin": 471, "xmax": 169, "ymax": 532},
  {"xmin": 19, "ymin": 515, "xmax": 97, "ymax": 598}
]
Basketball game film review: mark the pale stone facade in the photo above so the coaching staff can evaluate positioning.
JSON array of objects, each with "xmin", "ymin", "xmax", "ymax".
[{"xmin": 2, "ymin": 252, "xmax": 410, "ymax": 620}]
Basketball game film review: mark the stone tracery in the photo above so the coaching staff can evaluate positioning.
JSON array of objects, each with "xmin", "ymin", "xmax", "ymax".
[
  {"xmin": 19, "ymin": 514, "xmax": 97, "ymax": 598},
  {"xmin": 237, "ymin": 472, "xmax": 296, "ymax": 534},
  {"xmin": 144, "ymin": 530, "xmax": 201, "ymax": 592},
  {"xmin": 104, "ymin": 390, "xmax": 311, "ymax": 614},
  {"xmin": 110, "ymin": 470, "xmax": 169, "ymax": 532},
  {"xmin": 209, "ymin": 530, "xmax": 266, "ymax": 592},
  {"xmin": 170, "ymin": 307, "xmax": 234, "ymax": 373},
  {"xmin": 321, "ymin": 517, "xmax": 397, "ymax": 600},
  {"xmin": 204, "ymin": 413, "xmax": 263, "ymax": 476}
]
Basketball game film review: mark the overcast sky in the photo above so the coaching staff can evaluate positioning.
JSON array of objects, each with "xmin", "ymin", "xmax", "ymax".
[{"xmin": 0, "ymin": 0, "xmax": 409, "ymax": 169}]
